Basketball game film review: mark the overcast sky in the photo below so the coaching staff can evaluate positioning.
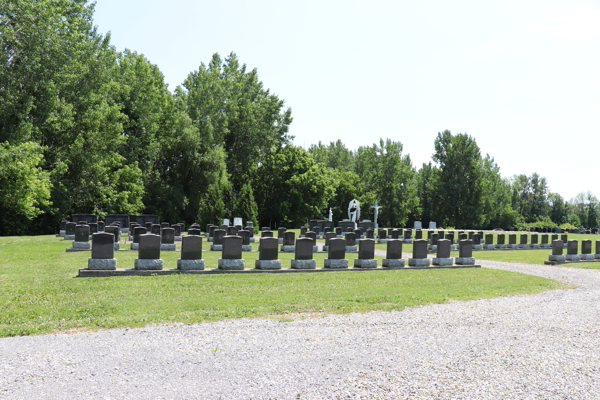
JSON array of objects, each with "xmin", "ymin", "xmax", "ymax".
[{"xmin": 93, "ymin": 0, "xmax": 600, "ymax": 201}]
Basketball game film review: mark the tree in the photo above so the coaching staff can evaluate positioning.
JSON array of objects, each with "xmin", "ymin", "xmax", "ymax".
[
  {"xmin": 233, "ymin": 183, "xmax": 259, "ymax": 229},
  {"xmin": 548, "ymin": 192, "xmax": 567, "ymax": 225},
  {"xmin": 416, "ymin": 162, "xmax": 440, "ymax": 224},
  {"xmin": 480, "ymin": 155, "xmax": 517, "ymax": 229},
  {"xmin": 308, "ymin": 140, "xmax": 355, "ymax": 172},
  {"xmin": 432, "ymin": 130, "xmax": 484, "ymax": 228}
]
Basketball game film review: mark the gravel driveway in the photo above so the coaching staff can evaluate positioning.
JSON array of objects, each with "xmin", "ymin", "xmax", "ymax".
[{"xmin": 2, "ymin": 260, "xmax": 600, "ymax": 399}]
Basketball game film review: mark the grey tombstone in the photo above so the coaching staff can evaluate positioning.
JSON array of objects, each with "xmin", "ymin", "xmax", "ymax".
[
  {"xmin": 561, "ymin": 234, "xmax": 568, "ymax": 243},
  {"xmin": 145, "ymin": 222, "xmax": 153, "ymax": 231},
  {"xmin": 292, "ymin": 237, "xmax": 316, "ymax": 269},
  {"xmin": 484, "ymin": 234, "xmax": 494, "ymax": 250},
  {"xmin": 430, "ymin": 233, "xmax": 439, "ymax": 252},
  {"xmin": 496, "ymin": 234, "xmax": 506, "ymax": 249},
  {"xmin": 354, "ymin": 239, "xmax": 377, "ymax": 268},
  {"xmin": 73, "ymin": 224, "xmax": 91, "ymax": 250},
  {"xmin": 415, "ymin": 229, "xmax": 422, "ymax": 240},
  {"xmin": 391, "ymin": 229, "xmax": 400, "ymax": 240},
  {"xmin": 403, "ymin": 229, "xmax": 413, "ymax": 243},
  {"xmin": 88, "ymin": 232, "xmax": 117, "ymax": 270},
  {"xmin": 261, "ymin": 230, "xmax": 273, "ymax": 238},
  {"xmin": 88, "ymin": 222, "xmax": 98, "ymax": 235},
  {"xmin": 519, "ymin": 234, "xmax": 529, "ymax": 249},
  {"xmin": 161, "ymin": 222, "xmax": 170, "ymax": 229},
  {"xmin": 565, "ymin": 240, "xmax": 580, "ymax": 262},
  {"xmin": 323, "ymin": 232, "xmax": 337, "ymax": 252},
  {"xmin": 227, "ymin": 226, "xmax": 238, "ymax": 236},
  {"xmin": 151, "ymin": 224, "xmax": 161, "ymax": 235},
  {"xmin": 238, "ymin": 230, "xmax": 252, "ymax": 251},
  {"xmin": 541, "ymin": 234, "xmax": 549, "ymax": 248},
  {"xmin": 135, "ymin": 234, "xmax": 163, "ymax": 270},
  {"xmin": 304, "ymin": 231, "xmax": 318, "ymax": 253},
  {"xmin": 345, "ymin": 232, "xmax": 357, "ymax": 252},
  {"xmin": 354, "ymin": 228, "xmax": 362, "ymax": 239},
  {"xmin": 219, "ymin": 236, "xmax": 245, "ymax": 270},
  {"xmin": 208, "ymin": 225, "xmax": 216, "ymax": 241},
  {"xmin": 427, "ymin": 230, "xmax": 434, "ymax": 241},
  {"xmin": 131, "ymin": 226, "xmax": 147, "ymax": 250},
  {"xmin": 460, "ymin": 233, "xmax": 468, "ymax": 241},
  {"xmin": 59, "ymin": 220, "xmax": 68, "ymax": 236},
  {"xmin": 206, "ymin": 224, "xmax": 215, "ymax": 237},
  {"xmin": 471, "ymin": 234, "xmax": 480, "ymax": 249},
  {"xmin": 97, "ymin": 221, "xmax": 105, "ymax": 232},
  {"xmin": 596, "ymin": 240, "xmax": 600, "ymax": 259},
  {"xmin": 581, "ymin": 240, "xmax": 594, "ymax": 260},
  {"xmin": 177, "ymin": 235, "xmax": 204, "ymax": 270},
  {"xmin": 365, "ymin": 228, "xmax": 374, "ymax": 239},
  {"xmin": 261, "ymin": 226, "xmax": 271, "ymax": 231},
  {"xmin": 256, "ymin": 237, "xmax": 280, "ymax": 270},
  {"xmin": 188, "ymin": 228, "xmax": 201, "ymax": 236},
  {"xmin": 64, "ymin": 222, "xmax": 77, "ymax": 240},
  {"xmin": 277, "ymin": 227, "xmax": 286, "ymax": 244},
  {"xmin": 161, "ymin": 228, "xmax": 176, "ymax": 251},
  {"xmin": 409, "ymin": 239, "xmax": 430, "ymax": 267},
  {"xmin": 414, "ymin": 221, "xmax": 422, "ymax": 229},
  {"xmin": 335, "ymin": 227, "xmax": 342, "ymax": 236},
  {"xmin": 508, "ymin": 234, "xmax": 517, "ymax": 249},
  {"xmin": 468, "ymin": 231, "xmax": 474, "ymax": 239},
  {"xmin": 383, "ymin": 239, "xmax": 404, "ymax": 268},
  {"xmin": 324, "ymin": 238, "xmax": 348, "ymax": 268},
  {"xmin": 281, "ymin": 231, "xmax": 296, "ymax": 252},
  {"xmin": 433, "ymin": 239, "xmax": 453, "ymax": 266},
  {"xmin": 105, "ymin": 226, "xmax": 121, "ymax": 250},
  {"xmin": 531, "ymin": 234, "xmax": 539, "ymax": 248},
  {"xmin": 212, "ymin": 229, "xmax": 226, "ymax": 251},
  {"xmin": 455, "ymin": 240, "xmax": 475, "ymax": 265},
  {"xmin": 378, "ymin": 228, "xmax": 388, "ymax": 244},
  {"xmin": 300, "ymin": 227, "xmax": 307, "ymax": 236},
  {"xmin": 172, "ymin": 224, "xmax": 182, "ymax": 239}
]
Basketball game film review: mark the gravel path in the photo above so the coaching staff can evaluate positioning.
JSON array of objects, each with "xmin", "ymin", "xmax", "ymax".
[{"xmin": 2, "ymin": 260, "xmax": 600, "ymax": 399}]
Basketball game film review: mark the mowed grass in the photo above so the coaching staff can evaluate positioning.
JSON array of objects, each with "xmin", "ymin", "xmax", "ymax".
[{"xmin": 0, "ymin": 234, "xmax": 566, "ymax": 337}]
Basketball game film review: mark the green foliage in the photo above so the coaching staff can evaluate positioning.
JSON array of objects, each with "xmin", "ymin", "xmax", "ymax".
[
  {"xmin": 516, "ymin": 216, "xmax": 557, "ymax": 231},
  {"xmin": 432, "ymin": 130, "xmax": 483, "ymax": 228},
  {"xmin": 308, "ymin": 140, "xmax": 355, "ymax": 172},
  {"xmin": 234, "ymin": 183, "xmax": 259, "ymax": 230},
  {"xmin": 567, "ymin": 213, "xmax": 581, "ymax": 228}
]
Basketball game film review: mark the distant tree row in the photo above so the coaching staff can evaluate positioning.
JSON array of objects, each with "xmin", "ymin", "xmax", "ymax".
[{"xmin": 0, "ymin": 1, "xmax": 596, "ymax": 235}]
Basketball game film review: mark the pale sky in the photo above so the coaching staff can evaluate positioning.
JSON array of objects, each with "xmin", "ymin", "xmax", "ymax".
[{"xmin": 93, "ymin": 0, "xmax": 600, "ymax": 201}]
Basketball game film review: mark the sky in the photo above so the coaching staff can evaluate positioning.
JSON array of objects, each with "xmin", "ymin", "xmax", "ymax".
[{"xmin": 93, "ymin": 0, "xmax": 600, "ymax": 201}]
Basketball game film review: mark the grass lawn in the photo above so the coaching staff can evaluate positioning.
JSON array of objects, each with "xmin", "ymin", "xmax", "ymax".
[{"xmin": 0, "ymin": 234, "xmax": 566, "ymax": 337}]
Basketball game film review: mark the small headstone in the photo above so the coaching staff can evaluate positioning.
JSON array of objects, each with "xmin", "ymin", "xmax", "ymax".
[
  {"xmin": 408, "ymin": 239, "xmax": 430, "ymax": 267},
  {"xmin": 87, "ymin": 232, "xmax": 117, "ymax": 270},
  {"xmin": 433, "ymin": 239, "xmax": 453, "ymax": 266},
  {"xmin": 261, "ymin": 230, "xmax": 273, "ymax": 238},
  {"xmin": 354, "ymin": 239, "xmax": 376, "ymax": 268},
  {"xmin": 256, "ymin": 237, "xmax": 280, "ymax": 269},
  {"xmin": 188, "ymin": 228, "xmax": 201, "ymax": 236},
  {"xmin": 292, "ymin": 238, "xmax": 316, "ymax": 269},
  {"xmin": 455, "ymin": 240, "xmax": 475, "ymax": 265},
  {"xmin": 324, "ymin": 238, "xmax": 348, "ymax": 268},
  {"xmin": 227, "ymin": 226, "xmax": 238, "ymax": 236},
  {"xmin": 135, "ymin": 234, "xmax": 163, "ymax": 270},
  {"xmin": 177, "ymin": 235, "xmax": 204, "ymax": 270}
]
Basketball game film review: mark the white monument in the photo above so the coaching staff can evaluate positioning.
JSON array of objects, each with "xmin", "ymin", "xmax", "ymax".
[
  {"xmin": 370, "ymin": 200, "xmax": 383, "ymax": 229},
  {"xmin": 348, "ymin": 199, "xmax": 360, "ymax": 228},
  {"xmin": 234, "ymin": 217, "xmax": 243, "ymax": 227},
  {"xmin": 328, "ymin": 208, "xmax": 333, "ymax": 222},
  {"xmin": 223, "ymin": 218, "xmax": 230, "ymax": 226}
]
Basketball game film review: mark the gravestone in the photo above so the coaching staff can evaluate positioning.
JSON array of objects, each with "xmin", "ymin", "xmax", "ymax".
[
  {"xmin": 565, "ymin": 240, "xmax": 580, "ymax": 262},
  {"xmin": 227, "ymin": 226, "xmax": 238, "ymax": 236},
  {"xmin": 73, "ymin": 224, "xmax": 91, "ymax": 250},
  {"xmin": 160, "ymin": 228, "xmax": 176, "ymax": 251},
  {"xmin": 345, "ymin": 232, "xmax": 357, "ymax": 252},
  {"xmin": 415, "ymin": 229, "xmax": 422, "ymax": 240},
  {"xmin": 455, "ymin": 240, "xmax": 475, "ymax": 265},
  {"xmin": 211, "ymin": 229, "xmax": 227, "ymax": 251},
  {"xmin": 97, "ymin": 221, "xmax": 105, "ymax": 232},
  {"xmin": 541, "ymin": 234, "xmax": 549, "ymax": 248},
  {"xmin": 403, "ymin": 229, "xmax": 413, "ymax": 243},
  {"xmin": 323, "ymin": 232, "xmax": 337, "ymax": 252},
  {"xmin": 550, "ymin": 240, "xmax": 564, "ymax": 263},
  {"xmin": 428, "ymin": 221, "xmax": 437, "ymax": 229},
  {"xmin": 391, "ymin": 229, "xmax": 400, "ymax": 240},
  {"xmin": 508, "ymin": 234, "xmax": 517, "ymax": 249},
  {"xmin": 234, "ymin": 217, "xmax": 243, "ymax": 227},
  {"xmin": 596, "ymin": 240, "xmax": 600, "ymax": 259},
  {"xmin": 324, "ymin": 238, "xmax": 348, "ymax": 268},
  {"xmin": 354, "ymin": 239, "xmax": 377, "ymax": 268},
  {"xmin": 365, "ymin": 228, "xmax": 374, "ymax": 239},
  {"xmin": 59, "ymin": 220, "xmax": 68, "ymax": 237},
  {"xmin": 188, "ymin": 228, "xmax": 201, "ymax": 236},
  {"xmin": 135, "ymin": 234, "xmax": 163, "ymax": 270},
  {"xmin": 581, "ymin": 240, "xmax": 594, "ymax": 260},
  {"xmin": 281, "ymin": 231, "xmax": 296, "ymax": 252},
  {"xmin": 72, "ymin": 214, "xmax": 97, "ymax": 224},
  {"xmin": 238, "ymin": 230, "xmax": 252, "ymax": 251},
  {"xmin": 131, "ymin": 226, "xmax": 147, "ymax": 250},
  {"xmin": 177, "ymin": 235, "xmax": 204, "ymax": 270},
  {"xmin": 519, "ymin": 234, "xmax": 529, "ymax": 249},
  {"xmin": 383, "ymin": 239, "xmax": 404, "ymax": 268},
  {"xmin": 105, "ymin": 226, "xmax": 121, "ymax": 250},
  {"xmin": 430, "ymin": 233, "xmax": 439, "ymax": 252},
  {"xmin": 208, "ymin": 225, "xmax": 217, "ymax": 241},
  {"xmin": 106, "ymin": 215, "xmax": 130, "ymax": 232},
  {"xmin": 291, "ymin": 237, "xmax": 316, "ymax": 269},
  {"xmin": 277, "ymin": 227, "xmax": 286, "ymax": 244},
  {"xmin": 353, "ymin": 228, "xmax": 362, "ymax": 239},
  {"xmin": 151, "ymin": 224, "xmax": 161, "ymax": 235},
  {"xmin": 335, "ymin": 227, "xmax": 342, "ymax": 236},
  {"xmin": 261, "ymin": 230, "xmax": 273, "ymax": 238},
  {"xmin": 88, "ymin": 222, "xmax": 98, "ymax": 235},
  {"xmin": 484, "ymin": 234, "xmax": 494, "ymax": 250},
  {"xmin": 64, "ymin": 222, "xmax": 77, "ymax": 240},
  {"xmin": 432, "ymin": 239, "xmax": 453, "ymax": 266},
  {"xmin": 496, "ymin": 234, "xmax": 506, "ymax": 249},
  {"xmin": 300, "ymin": 227, "xmax": 307, "ymax": 237},
  {"xmin": 408, "ymin": 239, "xmax": 430, "ymax": 267},
  {"xmin": 378, "ymin": 228, "xmax": 388, "ymax": 244},
  {"xmin": 172, "ymin": 224, "xmax": 182, "ymax": 240},
  {"xmin": 304, "ymin": 231, "xmax": 318, "ymax": 253},
  {"xmin": 414, "ymin": 221, "xmax": 422, "ymax": 229},
  {"xmin": 219, "ymin": 236, "xmax": 245, "ymax": 270},
  {"xmin": 460, "ymin": 233, "xmax": 468, "ymax": 241},
  {"xmin": 531, "ymin": 234, "xmax": 539, "ymax": 249},
  {"xmin": 255, "ymin": 237, "xmax": 280, "ymax": 269},
  {"xmin": 87, "ymin": 232, "xmax": 117, "ymax": 270}
]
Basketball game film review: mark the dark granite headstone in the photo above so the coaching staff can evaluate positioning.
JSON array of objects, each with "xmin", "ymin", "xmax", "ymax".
[
  {"xmin": 485, "ymin": 234, "xmax": 493, "ymax": 245},
  {"xmin": 567, "ymin": 240, "xmax": 578, "ymax": 255},
  {"xmin": 133, "ymin": 227, "xmax": 147, "ymax": 243},
  {"xmin": 91, "ymin": 232, "xmax": 114, "ymax": 259},
  {"xmin": 460, "ymin": 233, "xmax": 468, "ymax": 241},
  {"xmin": 404, "ymin": 230, "xmax": 412, "ymax": 240},
  {"xmin": 295, "ymin": 238, "xmax": 313, "ymax": 260},
  {"xmin": 75, "ymin": 225, "xmax": 90, "ymax": 242},
  {"xmin": 227, "ymin": 226, "xmax": 238, "ymax": 236},
  {"xmin": 105, "ymin": 226, "xmax": 120, "ymax": 243},
  {"xmin": 88, "ymin": 223, "xmax": 98, "ymax": 234},
  {"xmin": 278, "ymin": 227, "xmax": 286, "ymax": 238},
  {"xmin": 415, "ymin": 229, "xmax": 422, "ymax": 239},
  {"xmin": 150, "ymin": 224, "xmax": 161, "ymax": 235},
  {"xmin": 209, "ymin": 225, "xmax": 216, "ymax": 238},
  {"xmin": 335, "ymin": 227, "xmax": 342, "ymax": 235},
  {"xmin": 284, "ymin": 231, "xmax": 295, "ymax": 246},
  {"xmin": 412, "ymin": 240, "xmax": 428, "ymax": 259},
  {"xmin": 145, "ymin": 222, "xmax": 152, "ymax": 231},
  {"xmin": 181, "ymin": 235, "xmax": 202, "ymax": 260},
  {"xmin": 472, "ymin": 233, "xmax": 480, "ymax": 244},
  {"xmin": 345, "ymin": 233, "xmax": 356, "ymax": 246},
  {"xmin": 328, "ymin": 238, "xmax": 346, "ymax": 259},
  {"xmin": 139, "ymin": 234, "xmax": 160, "ymax": 259},
  {"xmin": 261, "ymin": 230, "xmax": 273, "ymax": 238},
  {"xmin": 531, "ymin": 234, "xmax": 538, "ymax": 244},
  {"xmin": 261, "ymin": 227, "xmax": 270, "ymax": 231},
  {"xmin": 206, "ymin": 224, "xmax": 215, "ymax": 235},
  {"xmin": 259, "ymin": 237, "xmax": 278, "ymax": 260},
  {"xmin": 65, "ymin": 222, "xmax": 76, "ymax": 235},
  {"xmin": 239, "ymin": 230, "xmax": 250, "ymax": 245},
  {"xmin": 509, "ymin": 234, "xmax": 516, "ymax": 245},
  {"xmin": 561, "ymin": 234, "xmax": 568, "ymax": 243},
  {"xmin": 365, "ymin": 228, "xmax": 374, "ymax": 239},
  {"xmin": 300, "ymin": 227, "xmax": 307, "ymax": 236},
  {"xmin": 188, "ymin": 228, "xmax": 201, "ymax": 236},
  {"xmin": 391, "ymin": 229, "xmax": 399, "ymax": 239},
  {"xmin": 222, "ymin": 236, "xmax": 242, "ymax": 259},
  {"xmin": 60, "ymin": 220, "xmax": 67, "ymax": 231},
  {"xmin": 97, "ymin": 221, "xmax": 105, "ymax": 231},
  {"xmin": 437, "ymin": 239, "xmax": 451, "ymax": 258},
  {"xmin": 520, "ymin": 234, "xmax": 528, "ymax": 244},
  {"xmin": 161, "ymin": 222, "xmax": 170, "ymax": 229},
  {"xmin": 172, "ymin": 224, "xmax": 181, "ymax": 236},
  {"xmin": 305, "ymin": 231, "xmax": 317, "ymax": 244},
  {"xmin": 325, "ymin": 232, "xmax": 336, "ymax": 245},
  {"xmin": 459, "ymin": 240, "xmax": 473, "ymax": 258},
  {"xmin": 497, "ymin": 234, "xmax": 505, "ymax": 245},
  {"xmin": 386, "ymin": 240, "xmax": 402, "ymax": 259},
  {"xmin": 379, "ymin": 229, "xmax": 387, "ymax": 238},
  {"xmin": 552, "ymin": 240, "xmax": 563, "ymax": 255},
  {"xmin": 358, "ymin": 239, "xmax": 375, "ymax": 259},
  {"xmin": 161, "ymin": 228, "xmax": 175, "ymax": 244},
  {"xmin": 353, "ymin": 228, "xmax": 362, "ymax": 238},
  {"xmin": 213, "ymin": 229, "xmax": 226, "ymax": 244},
  {"xmin": 582, "ymin": 240, "xmax": 592, "ymax": 254},
  {"xmin": 431, "ymin": 233, "xmax": 439, "ymax": 245}
]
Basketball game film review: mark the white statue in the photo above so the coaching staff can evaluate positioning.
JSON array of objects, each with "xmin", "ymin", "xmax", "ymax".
[
  {"xmin": 348, "ymin": 199, "xmax": 360, "ymax": 222},
  {"xmin": 328, "ymin": 208, "xmax": 333, "ymax": 222}
]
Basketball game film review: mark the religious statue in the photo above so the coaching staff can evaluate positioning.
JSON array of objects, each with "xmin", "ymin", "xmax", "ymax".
[
  {"xmin": 328, "ymin": 208, "xmax": 333, "ymax": 222},
  {"xmin": 348, "ymin": 199, "xmax": 360, "ymax": 222}
]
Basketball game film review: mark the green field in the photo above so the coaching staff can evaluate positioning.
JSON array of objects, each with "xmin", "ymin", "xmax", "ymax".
[{"xmin": 0, "ymin": 234, "xmax": 567, "ymax": 337}]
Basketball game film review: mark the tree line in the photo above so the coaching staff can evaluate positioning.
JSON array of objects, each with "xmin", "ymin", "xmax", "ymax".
[{"xmin": 0, "ymin": 1, "xmax": 596, "ymax": 235}]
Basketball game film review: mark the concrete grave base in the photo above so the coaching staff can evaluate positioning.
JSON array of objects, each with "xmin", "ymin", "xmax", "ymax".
[
  {"xmin": 249, "ymin": 237, "xmax": 256, "ymax": 243},
  {"xmin": 496, "ymin": 244, "xmax": 507, "ymax": 249},
  {"xmin": 455, "ymin": 257, "xmax": 476, "ymax": 265},
  {"xmin": 403, "ymin": 239, "xmax": 413, "ymax": 244},
  {"xmin": 113, "ymin": 243, "xmax": 120, "ymax": 251},
  {"xmin": 131, "ymin": 243, "xmax": 139, "ymax": 250},
  {"xmin": 408, "ymin": 258, "xmax": 431, "ymax": 267},
  {"xmin": 354, "ymin": 259, "xmax": 377, "ymax": 268},
  {"xmin": 532, "ymin": 244, "xmax": 540, "ymax": 249},
  {"xmin": 378, "ymin": 239, "xmax": 388, "ymax": 244},
  {"xmin": 345, "ymin": 246, "xmax": 357, "ymax": 252},
  {"xmin": 177, "ymin": 259, "xmax": 205, "ymax": 270},
  {"xmin": 565, "ymin": 254, "xmax": 580, "ymax": 262},
  {"xmin": 472, "ymin": 245, "xmax": 481, "ymax": 250},
  {"xmin": 278, "ymin": 238, "xmax": 283, "ymax": 244},
  {"xmin": 291, "ymin": 259, "xmax": 316, "ymax": 269},
  {"xmin": 73, "ymin": 241, "xmax": 90, "ymax": 249},
  {"xmin": 280, "ymin": 245, "xmax": 296, "ymax": 252},
  {"xmin": 541, "ymin": 244, "xmax": 550, "ymax": 249},
  {"xmin": 382, "ymin": 259, "xmax": 405, "ymax": 269},
  {"xmin": 580, "ymin": 254, "xmax": 595, "ymax": 261},
  {"xmin": 88, "ymin": 258, "xmax": 117, "ymax": 270},
  {"xmin": 219, "ymin": 259, "xmax": 245, "ymax": 270},
  {"xmin": 596, "ymin": 254, "xmax": 600, "ymax": 259},
  {"xmin": 430, "ymin": 245, "xmax": 438, "ymax": 252},
  {"xmin": 336, "ymin": 235, "xmax": 344, "ymax": 239},
  {"xmin": 509, "ymin": 244, "xmax": 518, "ymax": 249},
  {"xmin": 324, "ymin": 259, "xmax": 349, "ymax": 269},
  {"xmin": 121, "ymin": 228, "xmax": 129, "ymax": 234},
  {"xmin": 255, "ymin": 260, "xmax": 281, "ymax": 270},
  {"xmin": 312, "ymin": 246, "xmax": 319, "ymax": 253},
  {"xmin": 451, "ymin": 245, "xmax": 459, "ymax": 251},
  {"xmin": 242, "ymin": 245, "xmax": 253, "ymax": 252},
  {"xmin": 64, "ymin": 235, "xmax": 75, "ymax": 241},
  {"xmin": 518, "ymin": 244, "xmax": 530, "ymax": 249},
  {"xmin": 211, "ymin": 244, "xmax": 223, "ymax": 251},
  {"xmin": 175, "ymin": 236, "xmax": 182, "ymax": 242},
  {"xmin": 432, "ymin": 257, "xmax": 454, "ymax": 266},
  {"xmin": 135, "ymin": 259, "xmax": 164, "ymax": 270},
  {"xmin": 59, "ymin": 230, "xmax": 66, "ymax": 237},
  {"xmin": 160, "ymin": 244, "xmax": 176, "ymax": 251},
  {"xmin": 484, "ymin": 244, "xmax": 495, "ymax": 250},
  {"xmin": 322, "ymin": 246, "xmax": 329, "ymax": 252},
  {"xmin": 207, "ymin": 237, "xmax": 213, "ymax": 242},
  {"xmin": 548, "ymin": 255, "xmax": 566, "ymax": 263}
]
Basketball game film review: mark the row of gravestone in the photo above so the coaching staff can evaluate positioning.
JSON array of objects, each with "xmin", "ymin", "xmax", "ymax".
[{"xmin": 548, "ymin": 240, "xmax": 600, "ymax": 263}]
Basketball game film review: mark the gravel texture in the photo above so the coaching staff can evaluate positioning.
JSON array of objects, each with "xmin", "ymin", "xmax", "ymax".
[{"xmin": 2, "ymin": 260, "xmax": 600, "ymax": 399}]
